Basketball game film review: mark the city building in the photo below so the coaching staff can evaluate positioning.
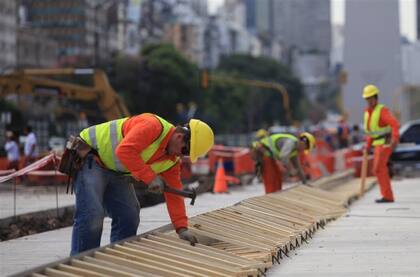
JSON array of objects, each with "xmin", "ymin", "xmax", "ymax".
[
  {"xmin": 343, "ymin": 0, "xmax": 402, "ymax": 124},
  {"xmin": 0, "ymin": 0, "xmax": 17, "ymax": 71},
  {"xmin": 19, "ymin": 0, "xmax": 125, "ymax": 66},
  {"xmin": 17, "ymin": 27, "xmax": 59, "ymax": 68},
  {"xmin": 400, "ymin": 41, "xmax": 420, "ymax": 122}
]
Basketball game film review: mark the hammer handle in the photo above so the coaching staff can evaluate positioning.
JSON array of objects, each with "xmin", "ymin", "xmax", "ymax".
[{"xmin": 163, "ymin": 186, "xmax": 196, "ymax": 205}]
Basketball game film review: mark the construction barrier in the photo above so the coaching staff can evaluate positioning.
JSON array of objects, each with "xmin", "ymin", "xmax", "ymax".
[{"xmin": 0, "ymin": 152, "xmax": 65, "ymax": 218}]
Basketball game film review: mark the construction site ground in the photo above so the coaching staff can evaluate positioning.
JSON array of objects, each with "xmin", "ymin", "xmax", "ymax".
[{"xmin": 0, "ymin": 176, "xmax": 419, "ymax": 276}]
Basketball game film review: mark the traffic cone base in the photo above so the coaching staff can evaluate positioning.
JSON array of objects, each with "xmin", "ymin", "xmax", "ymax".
[{"xmin": 213, "ymin": 158, "xmax": 228, "ymax": 193}]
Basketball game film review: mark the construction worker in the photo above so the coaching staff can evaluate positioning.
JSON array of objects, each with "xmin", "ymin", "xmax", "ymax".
[
  {"xmin": 70, "ymin": 113, "xmax": 214, "ymax": 255},
  {"xmin": 251, "ymin": 132, "xmax": 315, "ymax": 194},
  {"xmin": 363, "ymin": 84, "xmax": 399, "ymax": 203}
]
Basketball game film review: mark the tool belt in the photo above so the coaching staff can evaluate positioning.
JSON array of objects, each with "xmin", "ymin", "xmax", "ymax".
[{"xmin": 58, "ymin": 136, "xmax": 92, "ymax": 193}]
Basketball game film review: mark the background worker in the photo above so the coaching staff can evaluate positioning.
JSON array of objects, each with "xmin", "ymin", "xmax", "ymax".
[
  {"xmin": 4, "ymin": 131, "xmax": 20, "ymax": 170},
  {"xmin": 71, "ymin": 113, "xmax": 214, "ymax": 255},
  {"xmin": 23, "ymin": 126, "xmax": 38, "ymax": 165},
  {"xmin": 363, "ymin": 84, "xmax": 399, "ymax": 203},
  {"xmin": 251, "ymin": 132, "xmax": 315, "ymax": 193}
]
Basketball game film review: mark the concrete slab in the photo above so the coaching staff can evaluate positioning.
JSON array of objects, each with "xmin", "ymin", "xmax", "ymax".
[
  {"xmin": 269, "ymin": 177, "xmax": 420, "ymax": 276},
  {"xmin": 0, "ymin": 184, "xmax": 73, "ymax": 219},
  {"xmin": 0, "ymin": 182, "xmax": 265, "ymax": 276}
]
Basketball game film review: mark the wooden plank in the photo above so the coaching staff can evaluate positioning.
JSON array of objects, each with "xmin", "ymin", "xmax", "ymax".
[
  {"xmin": 149, "ymin": 233, "xmax": 266, "ymax": 269},
  {"xmin": 223, "ymin": 206, "xmax": 301, "ymax": 234},
  {"xmin": 31, "ymin": 274, "xmax": 48, "ymax": 277},
  {"xmin": 83, "ymin": 256, "xmax": 157, "ymax": 277},
  {"xmin": 242, "ymin": 199, "xmax": 317, "ymax": 223},
  {"xmin": 123, "ymin": 242, "xmax": 245, "ymax": 276},
  {"xmin": 93, "ymin": 251, "xmax": 190, "ymax": 277},
  {"xmin": 45, "ymin": 268, "xmax": 81, "ymax": 277},
  {"xmin": 207, "ymin": 210, "xmax": 296, "ymax": 239},
  {"xmin": 286, "ymin": 189, "xmax": 345, "ymax": 207},
  {"xmin": 108, "ymin": 246, "xmax": 232, "ymax": 277},
  {"xmin": 188, "ymin": 226, "xmax": 274, "ymax": 255},
  {"xmin": 229, "ymin": 205, "xmax": 305, "ymax": 232},
  {"xmin": 138, "ymin": 237, "xmax": 255, "ymax": 269},
  {"xmin": 132, "ymin": 238, "xmax": 259, "ymax": 277},
  {"xmin": 56, "ymin": 264, "xmax": 107, "ymax": 277},
  {"xmin": 71, "ymin": 259, "xmax": 136, "ymax": 277},
  {"xmin": 190, "ymin": 222, "xmax": 280, "ymax": 251},
  {"xmin": 190, "ymin": 217, "xmax": 285, "ymax": 246}
]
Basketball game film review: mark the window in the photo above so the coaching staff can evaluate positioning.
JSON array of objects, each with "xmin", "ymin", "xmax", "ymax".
[{"xmin": 400, "ymin": 124, "xmax": 420, "ymax": 144}]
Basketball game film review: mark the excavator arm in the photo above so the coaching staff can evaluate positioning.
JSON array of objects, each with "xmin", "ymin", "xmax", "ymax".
[{"xmin": 0, "ymin": 68, "xmax": 130, "ymax": 121}]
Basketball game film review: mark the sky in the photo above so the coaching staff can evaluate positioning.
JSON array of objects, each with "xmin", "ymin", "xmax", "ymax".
[{"xmin": 208, "ymin": 0, "xmax": 417, "ymax": 41}]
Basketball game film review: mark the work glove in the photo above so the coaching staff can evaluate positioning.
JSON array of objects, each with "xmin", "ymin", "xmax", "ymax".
[
  {"xmin": 148, "ymin": 176, "xmax": 165, "ymax": 194},
  {"xmin": 177, "ymin": 228, "xmax": 198, "ymax": 246}
]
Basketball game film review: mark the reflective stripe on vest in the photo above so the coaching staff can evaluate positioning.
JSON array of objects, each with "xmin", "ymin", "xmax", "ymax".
[
  {"xmin": 260, "ymin": 134, "xmax": 298, "ymax": 159},
  {"xmin": 79, "ymin": 114, "xmax": 179, "ymax": 173},
  {"xmin": 364, "ymin": 104, "xmax": 391, "ymax": 146}
]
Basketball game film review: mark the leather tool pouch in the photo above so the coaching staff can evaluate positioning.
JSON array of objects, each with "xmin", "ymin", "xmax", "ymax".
[{"xmin": 58, "ymin": 136, "xmax": 92, "ymax": 193}]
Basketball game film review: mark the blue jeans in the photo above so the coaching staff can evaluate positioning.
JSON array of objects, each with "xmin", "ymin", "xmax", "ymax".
[{"xmin": 71, "ymin": 154, "xmax": 140, "ymax": 255}]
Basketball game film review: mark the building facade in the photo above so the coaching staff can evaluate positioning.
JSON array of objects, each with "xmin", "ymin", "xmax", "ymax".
[
  {"xmin": 343, "ymin": 0, "xmax": 402, "ymax": 124},
  {"xmin": 17, "ymin": 27, "xmax": 59, "ymax": 68},
  {"xmin": 0, "ymin": 0, "xmax": 17, "ymax": 71},
  {"xmin": 19, "ymin": 0, "xmax": 125, "ymax": 66}
]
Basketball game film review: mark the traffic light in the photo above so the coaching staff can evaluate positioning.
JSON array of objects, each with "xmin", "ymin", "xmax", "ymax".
[{"xmin": 201, "ymin": 70, "xmax": 209, "ymax": 89}]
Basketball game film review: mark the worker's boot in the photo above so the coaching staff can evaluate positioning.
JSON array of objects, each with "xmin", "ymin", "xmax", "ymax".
[{"xmin": 375, "ymin": 198, "xmax": 394, "ymax": 203}]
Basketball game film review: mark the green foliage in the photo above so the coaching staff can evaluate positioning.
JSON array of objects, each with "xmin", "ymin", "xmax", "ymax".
[
  {"xmin": 202, "ymin": 54, "xmax": 304, "ymax": 133},
  {"xmin": 107, "ymin": 46, "xmax": 304, "ymax": 133},
  {"xmin": 108, "ymin": 43, "xmax": 200, "ymax": 122},
  {"xmin": 0, "ymin": 99, "xmax": 24, "ymax": 131}
]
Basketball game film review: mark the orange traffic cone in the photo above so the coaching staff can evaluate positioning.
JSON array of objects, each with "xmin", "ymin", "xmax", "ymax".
[{"xmin": 213, "ymin": 158, "xmax": 228, "ymax": 193}]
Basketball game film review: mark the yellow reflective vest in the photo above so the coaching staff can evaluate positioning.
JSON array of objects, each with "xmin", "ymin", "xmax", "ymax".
[
  {"xmin": 259, "ymin": 134, "xmax": 298, "ymax": 159},
  {"xmin": 364, "ymin": 104, "xmax": 391, "ymax": 146},
  {"xmin": 79, "ymin": 114, "xmax": 179, "ymax": 174}
]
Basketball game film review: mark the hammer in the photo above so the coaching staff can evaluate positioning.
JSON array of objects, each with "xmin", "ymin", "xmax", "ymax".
[{"xmin": 163, "ymin": 185, "xmax": 197, "ymax": 206}]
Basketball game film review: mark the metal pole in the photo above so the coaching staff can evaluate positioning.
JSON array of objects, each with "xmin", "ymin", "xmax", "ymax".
[{"xmin": 13, "ymin": 176, "xmax": 17, "ymax": 218}]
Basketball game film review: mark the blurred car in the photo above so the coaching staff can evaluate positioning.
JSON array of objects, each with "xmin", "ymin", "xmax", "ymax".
[{"xmin": 391, "ymin": 119, "xmax": 420, "ymax": 174}]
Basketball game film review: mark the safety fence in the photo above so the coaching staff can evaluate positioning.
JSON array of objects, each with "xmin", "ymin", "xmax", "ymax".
[
  {"xmin": 14, "ymin": 171, "xmax": 376, "ymax": 277},
  {"xmin": 0, "ymin": 153, "xmax": 65, "ymax": 218}
]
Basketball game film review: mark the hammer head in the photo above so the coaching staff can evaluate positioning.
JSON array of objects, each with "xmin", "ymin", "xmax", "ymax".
[{"xmin": 190, "ymin": 189, "xmax": 197, "ymax": 206}]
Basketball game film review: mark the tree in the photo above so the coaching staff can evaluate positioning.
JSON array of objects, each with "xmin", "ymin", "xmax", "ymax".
[
  {"xmin": 202, "ymin": 54, "xmax": 304, "ymax": 133},
  {"xmin": 108, "ymin": 43, "xmax": 201, "ymax": 122}
]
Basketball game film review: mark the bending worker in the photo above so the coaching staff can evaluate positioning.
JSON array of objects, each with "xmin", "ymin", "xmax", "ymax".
[
  {"xmin": 71, "ymin": 113, "xmax": 214, "ymax": 255},
  {"xmin": 363, "ymin": 84, "xmax": 399, "ymax": 203},
  {"xmin": 251, "ymin": 131, "xmax": 315, "ymax": 194}
]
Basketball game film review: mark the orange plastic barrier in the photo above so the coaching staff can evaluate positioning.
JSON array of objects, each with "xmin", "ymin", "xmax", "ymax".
[{"xmin": 208, "ymin": 145, "xmax": 254, "ymax": 176}]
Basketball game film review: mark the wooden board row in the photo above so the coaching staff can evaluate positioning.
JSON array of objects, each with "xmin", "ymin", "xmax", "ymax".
[{"xmin": 26, "ymin": 173, "xmax": 375, "ymax": 277}]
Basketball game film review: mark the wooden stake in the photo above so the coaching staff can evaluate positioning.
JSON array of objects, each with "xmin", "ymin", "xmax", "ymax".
[{"xmin": 359, "ymin": 149, "xmax": 368, "ymax": 196}]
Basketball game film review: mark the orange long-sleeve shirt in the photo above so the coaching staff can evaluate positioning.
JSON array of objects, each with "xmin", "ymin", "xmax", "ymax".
[
  {"xmin": 365, "ymin": 105, "xmax": 400, "ymax": 149},
  {"xmin": 115, "ymin": 113, "xmax": 187, "ymax": 230}
]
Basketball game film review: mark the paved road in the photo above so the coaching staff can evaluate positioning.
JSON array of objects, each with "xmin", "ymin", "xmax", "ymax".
[
  {"xmin": 0, "ymin": 182, "xmax": 265, "ymax": 276},
  {"xmin": 270, "ymin": 177, "xmax": 420, "ymax": 276},
  {"xmin": 1, "ymin": 177, "xmax": 419, "ymax": 276}
]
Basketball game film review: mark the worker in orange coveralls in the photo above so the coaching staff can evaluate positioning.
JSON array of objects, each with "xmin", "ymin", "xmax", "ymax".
[
  {"xmin": 251, "ymin": 129, "xmax": 315, "ymax": 194},
  {"xmin": 363, "ymin": 84, "xmax": 399, "ymax": 203},
  {"xmin": 71, "ymin": 113, "xmax": 214, "ymax": 255}
]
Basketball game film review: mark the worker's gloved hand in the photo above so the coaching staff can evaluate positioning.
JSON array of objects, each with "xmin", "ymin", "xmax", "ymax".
[
  {"xmin": 177, "ymin": 228, "xmax": 198, "ymax": 246},
  {"xmin": 148, "ymin": 176, "xmax": 165, "ymax": 194}
]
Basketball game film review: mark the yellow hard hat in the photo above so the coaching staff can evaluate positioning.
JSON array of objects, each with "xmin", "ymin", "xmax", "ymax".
[
  {"xmin": 255, "ymin": 129, "xmax": 269, "ymax": 139},
  {"xmin": 362, "ymin": 84, "xmax": 379, "ymax": 99},
  {"xmin": 188, "ymin": 119, "xmax": 214, "ymax": 163},
  {"xmin": 300, "ymin": 132, "xmax": 315, "ymax": 151}
]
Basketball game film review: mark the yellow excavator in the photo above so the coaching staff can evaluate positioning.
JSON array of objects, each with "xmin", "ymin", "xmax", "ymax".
[{"xmin": 0, "ymin": 68, "xmax": 130, "ymax": 121}]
